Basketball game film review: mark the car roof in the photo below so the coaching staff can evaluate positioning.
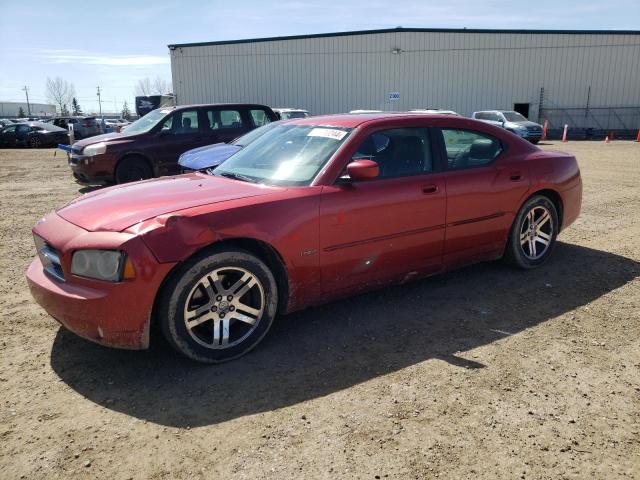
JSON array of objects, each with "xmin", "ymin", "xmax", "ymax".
[
  {"xmin": 283, "ymin": 112, "xmax": 472, "ymax": 128},
  {"xmin": 160, "ymin": 103, "xmax": 273, "ymax": 111}
]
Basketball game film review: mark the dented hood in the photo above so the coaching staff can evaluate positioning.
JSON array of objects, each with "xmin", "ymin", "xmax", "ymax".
[{"xmin": 57, "ymin": 173, "xmax": 280, "ymax": 232}]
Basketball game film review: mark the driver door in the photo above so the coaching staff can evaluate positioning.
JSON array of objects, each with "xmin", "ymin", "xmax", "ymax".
[
  {"xmin": 319, "ymin": 127, "xmax": 446, "ymax": 294},
  {"xmin": 148, "ymin": 108, "xmax": 208, "ymax": 175}
]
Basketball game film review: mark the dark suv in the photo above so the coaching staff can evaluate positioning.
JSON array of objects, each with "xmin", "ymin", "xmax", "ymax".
[
  {"xmin": 52, "ymin": 116, "xmax": 103, "ymax": 139},
  {"xmin": 68, "ymin": 104, "xmax": 277, "ymax": 183}
]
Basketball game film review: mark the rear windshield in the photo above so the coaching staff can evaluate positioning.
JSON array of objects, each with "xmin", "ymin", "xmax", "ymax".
[{"xmin": 503, "ymin": 112, "xmax": 527, "ymax": 122}]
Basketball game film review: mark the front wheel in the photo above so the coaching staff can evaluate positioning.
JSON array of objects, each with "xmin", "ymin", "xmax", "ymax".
[
  {"xmin": 158, "ymin": 249, "xmax": 278, "ymax": 363},
  {"xmin": 504, "ymin": 195, "xmax": 559, "ymax": 269},
  {"xmin": 114, "ymin": 156, "xmax": 153, "ymax": 184}
]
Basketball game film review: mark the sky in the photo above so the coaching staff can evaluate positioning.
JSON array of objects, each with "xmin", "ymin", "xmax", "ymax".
[{"xmin": 1, "ymin": 0, "xmax": 638, "ymax": 114}]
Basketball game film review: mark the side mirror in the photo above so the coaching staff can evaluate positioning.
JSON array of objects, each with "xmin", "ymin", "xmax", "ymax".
[{"xmin": 346, "ymin": 159, "xmax": 379, "ymax": 181}]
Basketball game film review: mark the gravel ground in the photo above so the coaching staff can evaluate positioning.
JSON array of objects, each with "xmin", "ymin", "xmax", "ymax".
[{"xmin": 0, "ymin": 141, "xmax": 638, "ymax": 479}]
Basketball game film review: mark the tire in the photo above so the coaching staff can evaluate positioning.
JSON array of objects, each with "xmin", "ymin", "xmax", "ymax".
[
  {"xmin": 29, "ymin": 136, "xmax": 42, "ymax": 148},
  {"xmin": 114, "ymin": 156, "xmax": 153, "ymax": 184},
  {"xmin": 503, "ymin": 195, "xmax": 559, "ymax": 269},
  {"xmin": 157, "ymin": 248, "xmax": 278, "ymax": 363}
]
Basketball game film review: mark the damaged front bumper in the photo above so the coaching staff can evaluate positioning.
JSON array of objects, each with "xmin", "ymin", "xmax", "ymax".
[{"xmin": 25, "ymin": 213, "xmax": 176, "ymax": 349}]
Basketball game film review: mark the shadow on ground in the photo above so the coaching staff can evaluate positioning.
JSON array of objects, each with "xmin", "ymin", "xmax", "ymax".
[
  {"xmin": 50, "ymin": 243, "xmax": 639, "ymax": 427},
  {"xmin": 77, "ymin": 184, "xmax": 106, "ymax": 194}
]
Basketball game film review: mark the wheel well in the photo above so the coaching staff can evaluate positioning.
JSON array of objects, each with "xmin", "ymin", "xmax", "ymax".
[
  {"xmin": 529, "ymin": 189, "xmax": 564, "ymax": 227},
  {"xmin": 217, "ymin": 238, "xmax": 289, "ymax": 313},
  {"xmin": 150, "ymin": 238, "xmax": 290, "ymax": 329}
]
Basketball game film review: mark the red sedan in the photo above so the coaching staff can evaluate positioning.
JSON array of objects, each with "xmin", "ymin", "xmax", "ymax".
[{"xmin": 26, "ymin": 114, "xmax": 582, "ymax": 363}]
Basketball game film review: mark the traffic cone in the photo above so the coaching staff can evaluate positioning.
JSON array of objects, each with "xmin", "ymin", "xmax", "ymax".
[
  {"xmin": 636, "ymin": 129, "xmax": 640, "ymax": 142},
  {"xmin": 542, "ymin": 120, "xmax": 549, "ymax": 141},
  {"xmin": 561, "ymin": 124, "xmax": 568, "ymax": 143},
  {"xmin": 604, "ymin": 136, "xmax": 610, "ymax": 144}
]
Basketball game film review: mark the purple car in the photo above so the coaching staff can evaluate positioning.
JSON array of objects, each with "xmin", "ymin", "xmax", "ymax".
[{"xmin": 178, "ymin": 121, "xmax": 283, "ymax": 172}]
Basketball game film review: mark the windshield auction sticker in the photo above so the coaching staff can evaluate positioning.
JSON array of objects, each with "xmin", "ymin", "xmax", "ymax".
[{"xmin": 307, "ymin": 128, "xmax": 348, "ymax": 140}]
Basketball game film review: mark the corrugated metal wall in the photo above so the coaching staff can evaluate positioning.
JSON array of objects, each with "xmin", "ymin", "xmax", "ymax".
[
  {"xmin": 170, "ymin": 30, "xmax": 640, "ymax": 121},
  {"xmin": 0, "ymin": 102, "xmax": 56, "ymax": 117}
]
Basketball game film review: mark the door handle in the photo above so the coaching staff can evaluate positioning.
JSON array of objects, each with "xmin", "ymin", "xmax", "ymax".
[
  {"xmin": 509, "ymin": 172, "xmax": 523, "ymax": 181},
  {"xmin": 422, "ymin": 185, "xmax": 439, "ymax": 194}
]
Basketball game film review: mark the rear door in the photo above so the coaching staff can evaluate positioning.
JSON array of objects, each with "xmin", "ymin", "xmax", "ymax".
[
  {"xmin": 15, "ymin": 124, "xmax": 31, "ymax": 145},
  {"xmin": 201, "ymin": 107, "xmax": 250, "ymax": 146},
  {"xmin": 434, "ymin": 127, "xmax": 530, "ymax": 265}
]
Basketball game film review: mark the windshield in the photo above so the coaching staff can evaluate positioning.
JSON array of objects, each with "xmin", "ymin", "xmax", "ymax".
[
  {"xmin": 231, "ymin": 121, "xmax": 279, "ymax": 147},
  {"xmin": 503, "ymin": 111, "xmax": 527, "ymax": 122},
  {"xmin": 214, "ymin": 124, "xmax": 352, "ymax": 186},
  {"xmin": 121, "ymin": 108, "xmax": 171, "ymax": 135}
]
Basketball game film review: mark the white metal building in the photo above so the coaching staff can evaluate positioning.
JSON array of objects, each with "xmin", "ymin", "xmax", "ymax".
[
  {"xmin": 169, "ymin": 28, "xmax": 640, "ymax": 132},
  {"xmin": 0, "ymin": 101, "xmax": 56, "ymax": 118}
]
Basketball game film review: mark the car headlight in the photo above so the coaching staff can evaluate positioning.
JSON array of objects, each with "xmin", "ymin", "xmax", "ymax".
[
  {"xmin": 83, "ymin": 142, "xmax": 107, "ymax": 156},
  {"xmin": 71, "ymin": 250, "xmax": 127, "ymax": 281}
]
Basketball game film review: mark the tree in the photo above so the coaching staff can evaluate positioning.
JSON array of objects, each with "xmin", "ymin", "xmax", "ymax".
[
  {"xmin": 134, "ymin": 76, "xmax": 172, "ymax": 96},
  {"xmin": 71, "ymin": 97, "xmax": 83, "ymax": 116},
  {"xmin": 45, "ymin": 77, "xmax": 76, "ymax": 114},
  {"xmin": 61, "ymin": 104, "xmax": 70, "ymax": 116},
  {"xmin": 18, "ymin": 107, "xmax": 26, "ymax": 118},
  {"xmin": 121, "ymin": 101, "xmax": 132, "ymax": 121}
]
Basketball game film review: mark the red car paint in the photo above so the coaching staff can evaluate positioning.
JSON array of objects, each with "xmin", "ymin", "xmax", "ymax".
[{"xmin": 26, "ymin": 114, "xmax": 582, "ymax": 350}]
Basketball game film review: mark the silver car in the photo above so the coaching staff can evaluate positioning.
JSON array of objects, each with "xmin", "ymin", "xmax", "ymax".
[{"xmin": 471, "ymin": 110, "xmax": 543, "ymax": 143}]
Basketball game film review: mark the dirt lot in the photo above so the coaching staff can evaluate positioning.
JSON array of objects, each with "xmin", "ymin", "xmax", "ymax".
[{"xmin": 0, "ymin": 141, "xmax": 639, "ymax": 479}]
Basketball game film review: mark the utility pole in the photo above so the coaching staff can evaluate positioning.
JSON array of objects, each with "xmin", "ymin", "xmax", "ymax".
[
  {"xmin": 96, "ymin": 86, "xmax": 103, "ymax": 121},
  {"xmin": 22, "ymin": 86, "xmax": 31, "ymax": 116}
]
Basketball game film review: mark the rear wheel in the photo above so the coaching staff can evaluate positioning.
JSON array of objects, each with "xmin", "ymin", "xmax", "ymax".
[
  {"xmin": 158, "ymin": 249, "xmax": 278, "ymax": 363},
  {"xmin": 115, "ymin": 156, "xmax": 153, "ymax": 184},
  {"xmin": 504, "ymin": 195, "xmax": 559, "ymax": 269},
  {"xmin": 29, "ymin": 136, "xmax": 42, "ymax": 148}
]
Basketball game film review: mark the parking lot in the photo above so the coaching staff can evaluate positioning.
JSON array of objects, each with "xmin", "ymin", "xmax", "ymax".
[{"xmin": 0, "ymin": 141, "xmax": 638, "ymax": 478}]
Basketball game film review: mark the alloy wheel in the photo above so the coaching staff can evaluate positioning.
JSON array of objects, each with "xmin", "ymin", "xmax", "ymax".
[
  {"xmin": 519, "ymin": 205, "xmax": 554, "ymax": 260},
  {"xmin": 183, "ymin": 267, "xmax": 265, "ymax": 349}
]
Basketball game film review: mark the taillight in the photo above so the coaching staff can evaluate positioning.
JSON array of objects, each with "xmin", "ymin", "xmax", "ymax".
[{"xmin": 83, "ymin": 121, "xmax": 89, "ymax": 127}]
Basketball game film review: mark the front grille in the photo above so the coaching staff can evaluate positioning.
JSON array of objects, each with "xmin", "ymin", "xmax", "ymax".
[{"xmin": 34, "ymin": 234, "xmax": 65, "ymax": 282}]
